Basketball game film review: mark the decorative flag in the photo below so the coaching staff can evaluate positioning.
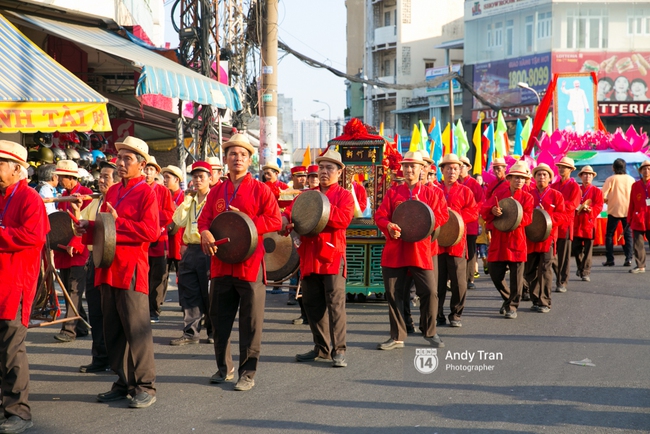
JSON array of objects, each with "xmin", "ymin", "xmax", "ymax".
[
  {"xmin": 379, "ymin": 122, "xmax": 384, "ymax": 138},
  {"xmin": 484, "ymin": 121, "xmax": 495, "ymax": 168},
  {"xmin": 428, "ymin": 117, "xmax": 436, "ymax": 134},
  {"xmin": 472, "ymin": 119, "xmax": 482, "ymax": 175},
  {"xmin": 409, "ymin": 124, "xmax": 421, "ymax": 152},
  {"xmin": 494, "ymin": 111, "xmax": 508, "ymax": 157},
  {"xmin": 418, "ymin": 120, "xmax": 428, "ymax": 151},
  {"xmin": 513, "ymin": 119, "xmax": 523, "ymax": 157},
  {"xmin": 541, "ymin": 112, "xmax": 553, "ymax": 136},
  {"xmin": 521, "ymin": 117, "xmax": 532, "ymax": 154},
  {"xmin": 441, "ymin": 122, "xmax": 452, "ymax": 156},
  {"xmin": 430, "ymin": 121, "xmax": 443, "ymax": 164},
  {"xmin": 455, "ymin": 119, "xmax": 470, "ymax": 157},
  {"xmin": 302, "ymin": 145, "xmax": 311, "ymax": 166}
]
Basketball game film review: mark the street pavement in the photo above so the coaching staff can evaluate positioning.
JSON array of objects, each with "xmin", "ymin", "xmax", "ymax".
[{"xmin": 23, "ymin": 253, "xmax": 649, "ymax": 433}]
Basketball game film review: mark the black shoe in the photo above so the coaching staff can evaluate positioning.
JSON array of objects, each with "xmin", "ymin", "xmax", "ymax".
[
  {"xmin": 79, "ymin": 363, "xmax": 110, "ymax": 373},
  {"xmin": 53, "ymin": 332, "xmax": 75, "ymax": 343},
  {"xmin": 0, "ymin": 416, "xmax": 33, "ymax": 434},
  {"xmin": 97, "ymin": 389, "xmax": 128, "ymax": 402},
  {"xmin": 624, "ymin": 261, "xmax": 632, "ymax": 267},
  {"xmin": 150, "ymin": 316, "xmax": 160, "ymax": 323},
  {"xmin": 467, "ymin": 282, "xmax": 476, "ymax": 290},
  {"xmin": 295, "ymin": 349, "xmax": 331, "ymax": 362},
  {"xmin": 129, "ymin": 392, "xmax": 156, "ymax": 408},
  {"xmin": 437, "ymin": 318, "xmax": 446, "ymax": 326},
  {"xmin": 406, "ymin": 325, "xmax": 415, "ymax": 334},
  {"xmin": 602, "ymin": 261, "xmax": 615, "ymax": 266},
  {"xmin": 424, "ymin": 334, "xmax": 445, "ymax": 348},
  {"xmin": 286, "ymin": 297, "xmax": 298, "ymax": 306},
  {"xmin": 210, "ymin": 368, "xmax": 235, "ymax": 383},
  {"xmin": 499, "ymin": 301, "xmax": 507, "ymax": 315},
  {"xmin": 521, "ymin": 292, "xmax": 531, "ymax": 301}
]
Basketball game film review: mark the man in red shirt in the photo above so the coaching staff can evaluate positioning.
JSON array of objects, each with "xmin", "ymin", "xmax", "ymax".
[
  {"xmin": 572, "ymin": 165, "xmax": 604, "ymax": 281},
  {"xmin": 306, "ymin": 165, "xmax": 319, "ymax": 189},
  {"xmin": 75, "ymin": 136, "xmax": 159, "ymax": 408},
  {"xmin": 282, "ymin": 150, "xmax": 354, "ymax": 368},
  {"xmin": 480, "ymin": 161, "xmax": 534, "ymax": 319},
  {"xmin": 52, "ymin": 159, "xmax": 93, "ymax": 343},
  {"xmin": 485, "ymin": 157, "xmax": 508, "ymax": 197},
  {"xmin": 436, "ymin": 154, "xmax": 479, "ymax": 328},
  {"xmin": 524, "ymin": 163, "xmax": 567, "ymax": 313},
  {"xmin": 0, "ymin": 141, "xmax": 49, "ymax": 433},
  {"xmin": 198, "ymin": 134, "xmax": 281, "ymax": 391},
  {"xmin": 627, "ymin": 160, "xmax": 650, "ymax": 273},
  {"xmin": 375, "ymin": 151, "xmax": 449, "ymax": 350},
  {"xmin": 207, "ymin": 156, "xmax": 224, "ymax": 188},
  {"xmin": 551, "ymin": 157, "xmax": 581, "ymax": 293},
  {"xmin": 459, "ymin": 156, "xmax": 485, "ymax": 290},
  {"xmin": 262, "ymin": 162, "xmax": 288, "ymax": 199},
  {"xmin": 144, "ymin": 156, "xmax": 174, "ymax": 323},
  {"xmin": 162, "ymin": 165, "xmax": 185, "ymax": 275}
]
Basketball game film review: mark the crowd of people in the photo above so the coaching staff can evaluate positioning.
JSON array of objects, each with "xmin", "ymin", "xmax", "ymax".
[{"xmin": 0, "ymin": 131, "xmax": 649, "ymax": 433}]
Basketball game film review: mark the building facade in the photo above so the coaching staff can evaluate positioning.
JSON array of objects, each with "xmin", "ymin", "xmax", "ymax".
[{"xmin": 464, "ymin": 0, "xmax": 650, "ymax": 131}]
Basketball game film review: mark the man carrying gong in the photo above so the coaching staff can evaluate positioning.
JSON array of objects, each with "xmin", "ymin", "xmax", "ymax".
[
  {"xmin": 198, "ymin": 134, "xmax": 281, "ymax": 391},
  {"xmin": 375, "ymin": 151, "xmax": 449, "ymax": 350}
]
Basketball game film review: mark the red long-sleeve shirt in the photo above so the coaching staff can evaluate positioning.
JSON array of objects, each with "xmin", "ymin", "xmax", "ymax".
[
  {"xmin": 0, "ymin": 180, "xmax": 49, "ymax": 326},
  {"xmin": 440, "ymin": 182, "xmax": 479, "ymax": 258},
  {"xmin": 526, "ymin": 186, "xmax": 567, "ymax": 254},
  {"xmin": 627, "ymin": 179, "xmax": 650, "ymax": 232},
  {"xmin": 283, "ymin": 183, "xmax": 354, "ymax": 277},
  {"xmin": 425, "ymin": 183, "xmax": 447, "ymax": 256},
  {"xmin": 198, "ymin": 173, "xmax": 281, "ymax": 282},
  {"xmin": 460, "ymin": 176, "xmax": 485, "ymax": 236},
  {"xmin": 574, "ymin": 184, "xmax": 604, "ymax": 239},
  {"xmin": 167, "ymin": 188, "xmax": 185, "ymax": 261},
  {"xmin": 551, "ymin": 177, "xmax": 581, "ymax": 240},
  {"xmin": 376, "ymin": 182, "xmax": 449, "ymax": 269},
  {"xmin": 148, "ymin": 182, "xmax": 174, "ymax": 257},
  {"xmin": 54, "ymin": 182, "xmax": 92, "ymax": 268},
  {"xmin": 480, "ymin": 187, "xmax": 534, "ymax": 263},
  {"xmin": 84, "ymin": 176, "xmax": 160, "ymax": 293}
]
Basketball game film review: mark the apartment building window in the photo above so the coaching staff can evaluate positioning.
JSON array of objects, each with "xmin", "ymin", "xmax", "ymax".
[
  {"xmin": 424, "ymin": 60, "xmax": 435, "ymax": 70},
  {"xmin": 494, "ymin": 22, "xmax": 503, "ymax": 46},
  {"xmin": 383, "ymin": 59, "xmax": 391, "ymax": 76},
  {"xmin": 525, "ymin": 15, "xmax": 534, "ymax": 52},
  {"xmin": 385, "ymin": 11, "xmax": 391, "ymax": 27},
  {"xmin": 628, "ymin": 12, "xmax": 650, "ymax": 35},
  {"xmin": 506, "ymin": 20, "xmax": 514, "ymax": 56},
  {"xmin": 537, "ymin": 11, "xmax": 551, "ymax": 39},
  {"xmin": 567, "ymin": 10, "xmax": 608, "ymax": 49},
  {"xmin": 487, "ymin": 23, "xmax": 493, "ymax": 47}
]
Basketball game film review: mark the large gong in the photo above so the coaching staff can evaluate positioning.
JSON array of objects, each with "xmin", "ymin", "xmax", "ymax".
[
  {"xmin": 47, "ymin": 211, "xmax": 74, "ymax": 252},
  {"xmin": 263, "ymin": 232, "xmax": 300, "ymax": 282},
  {"xmin": 210, "ymin": 211, "xmax": 258, "ymax": 264},
  {"xmin": 392, "ymin": 200, "xmax": 435, "ymax": 243},
  {"xmin": 493, "ymin": 197, "xmax": 523, "ymax": 232},
  {"xmin": 94, "ymin": 212, "xmax": 116, "ymax": 268},
  {"xmin": 526, "ymin": 208, "xmax": 552, "ymax": 243},
  {"xmin": 291, "ymin": 190, "xmax": 330, "ymax": 236},
  {"xmin": 438, "ymin": 209, "xmax": 465, "ymax": 247}
]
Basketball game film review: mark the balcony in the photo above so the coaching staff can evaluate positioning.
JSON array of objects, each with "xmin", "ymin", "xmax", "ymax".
[
  {"xmin": 376, "ymin": 75, "xmax": 395, "ymax": 85},
  {"xmin": 373, "ymin": 25, "xmax": 397, "ymax": 51}
]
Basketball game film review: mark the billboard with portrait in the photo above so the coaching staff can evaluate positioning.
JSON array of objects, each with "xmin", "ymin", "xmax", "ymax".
[
  {"xmin": 553, "ymin": 52, "xmax": 650, "ymax": 102},
  {"xmin": 553, "ymin": 73, "xmax": 597, "ymax": 135}
]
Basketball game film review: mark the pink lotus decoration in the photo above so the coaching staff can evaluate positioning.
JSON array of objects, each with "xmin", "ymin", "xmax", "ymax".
[{"xmin": 536, "ymin": 127, "xmax": 649, "ymax": 159}]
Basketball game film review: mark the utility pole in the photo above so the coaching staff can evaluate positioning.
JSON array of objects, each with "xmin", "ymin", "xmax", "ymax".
[{"xmin": 259, "ymin": 0, "xmax": 278, "ymax": 169}]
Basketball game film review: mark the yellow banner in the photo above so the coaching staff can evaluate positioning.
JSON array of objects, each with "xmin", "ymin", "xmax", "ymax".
[{"xmin": 0, "ymin": 102, "xmax": 111, "ymax": 133}]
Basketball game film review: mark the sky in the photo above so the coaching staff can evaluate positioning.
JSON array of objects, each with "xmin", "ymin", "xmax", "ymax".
[{"xmin": 164, "ymin": 0, "xmax": 348, "ymax": 122}]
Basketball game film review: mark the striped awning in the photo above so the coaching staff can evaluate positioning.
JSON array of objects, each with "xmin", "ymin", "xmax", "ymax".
[
  {"xmin": 12, "ymin": 12, "xmax": 242, "ymax": 112},
  {"xmin": 0, "ymin": 13, "xmax": 110, "ymax": 132}
]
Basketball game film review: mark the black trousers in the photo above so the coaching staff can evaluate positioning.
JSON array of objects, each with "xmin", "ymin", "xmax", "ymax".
[
  {"xmin": 85, "ymin": 259, "xmax": 107, "ymax": 366},
  {"xmin": 466, "ymin": 235, "xmax": 478, "ymax": 283},
  {"xmin": 489, "ymin": 261, "xmax": 525, "ymax": 312},
  {"xmin": 210, "ymin": 271, "xmax": 266, "ymax": 381},
  {"xmin": 552, "ymin": 236, "xmax": 572, "ymax": 287},
  {"xmin": 301, "ymin": 262, "xmax": 347, "ymax": 358},
  {"xmin": 60, "ymin": 265, "xmax": 88, "ymax": 337},
  {"xmin": 525, "ymin": 244, "xmax": 554, "ymax": 308},
  {"xmin": 148, "ymin": 255, "xmax": 168, "ymax": 317},
  {"xmin": 605, "ymin": 216, "xmax": 633, "ymax": 263},
  {"xmin": 177, "ymin": 245, "xmax": 212, "ymax": 339},
  {"xmin": 572, "ymin": 237, "xmax": 594, "ymax": 277},
  {"xmin": 0, "ymin": 306, "xmax": 30, "ymax": 421},
  {"xmin": 437, "ymin": 253, "xmax": 467, "ymax": 321},
  {"xmin": 382, "ymin": 266, "xmax": 438, "ymax": 342},
  {"xmin": 101, "ymin": 283, "xmax": 156, "ymax": 397}
]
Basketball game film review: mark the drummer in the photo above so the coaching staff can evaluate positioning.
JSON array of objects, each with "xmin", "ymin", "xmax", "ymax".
[
  {"xmin": 73, "ymin": 159, "xmax": 119, "ymax": 374},
  {"xmin": 169, "ymin": 161, "xmax": 213, "ymax": 345},
  {"xmin": 161, "ymin": 165, "xmax": 185, "ymax": 275},
  {"xmin": 459, "ymin": 156, "xmax": 485, "ymax": 290},
  {"xmin": 75, "ymin": 136, "xmax": 159, "ymax": 408},
  {"xmin": 207, "ymin": 156, "xmax": 224, "ymax": 188},
  {"xmin": 375, "ymin": 151, "xmax": 449, "ymax": 350},
  {"xmin": 436, "ymin": 154, "xmax": 479, "ymax": 328},
  {"xmin": 572, "ymin": 165, "xmax": 604, "ymax": 281},
  {"xmin": 485, "ymin": 157, "xmax": 508, "ymax": 197},
  {"xmin": 0, "ymin": 141, "xmax": 49, "ymax": 433},
  {"xmin": 480, "ymin": 161, "xmax": 534, "ymax": 319},
  {"xmin": 198, "ymin": 134, "xmax": 281, "ymax": 391},
  {"xmin": 306, "ymin": 165, "xmax": 319, "ymax": 189},
  {"xmin": 52, "ymin": 159, "xmax": 93, "ymax": 343},
  {"xmin": 282, "ymin": 149, "xmax": 354, "ymax": 367},
  {"xmin": 144, "ymin": 157, "xmax": 174, "ymax": 323},
  {"xmin": 551, "ymin": 157, "xmax": 581, "ymax": 293},
  {"xmin": 524, "ymin": 163, "xmax": 567, "ymax": 313}
]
